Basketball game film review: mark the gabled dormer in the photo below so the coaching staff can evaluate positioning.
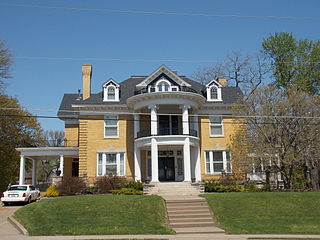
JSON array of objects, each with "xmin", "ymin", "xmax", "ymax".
[
  {"xmin": 206, "ymin": 79, "xmax": 223, "ymax": 102},
  {"xmin": 136, "ymin": 65, "xmax": 191, "ymax": 93},
  {"xmin": 102, "ymin": 78, "xmax": 120, "ymax": 102}
]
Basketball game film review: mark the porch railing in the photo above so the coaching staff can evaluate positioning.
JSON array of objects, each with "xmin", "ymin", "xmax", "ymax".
[{"xmin": 136, "ymin": 128, "xmax": 198, "ymax": 138}]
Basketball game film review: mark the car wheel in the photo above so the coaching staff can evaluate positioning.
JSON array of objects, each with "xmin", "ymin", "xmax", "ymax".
[
  {"xmin": 2, "ymin": 202, "xmax": 8, "ymax": 206},
  {"xmin": 27, "ymin": 197, "xmax": 31, "ymax": 204}
]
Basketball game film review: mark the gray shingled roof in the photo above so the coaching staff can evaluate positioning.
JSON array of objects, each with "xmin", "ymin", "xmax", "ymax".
[{"xmin": 58, "ymin": 75, "xmax": 243, "ymax": 117}]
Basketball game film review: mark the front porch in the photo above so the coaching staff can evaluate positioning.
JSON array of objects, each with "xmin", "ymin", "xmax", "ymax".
[{"xmin": 15, "ymin": 147, "xmax": 79, "ymax": 185}]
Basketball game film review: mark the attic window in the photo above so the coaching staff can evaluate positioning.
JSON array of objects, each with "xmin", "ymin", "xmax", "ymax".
[
  {"xmin": 210, "ymin": 86, "xmax": 218, "ymax": 100},
  {"xmin": 107, "ymin": 86, "xmax": 115, "ymax": 100}
]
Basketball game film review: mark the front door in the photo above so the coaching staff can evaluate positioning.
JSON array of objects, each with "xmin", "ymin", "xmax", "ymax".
[{"xmin": 159, "ymin": 157, "xmax": 175, "ymax": 181}]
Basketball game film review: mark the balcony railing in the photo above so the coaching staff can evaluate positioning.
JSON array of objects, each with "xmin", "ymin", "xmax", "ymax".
[
  {"xmin": 136, "ymin": 128, "xmax": 198, "ymax": 138},
  {"xmin": 134, "ymin": 86, "xmax": 198, "ymax": 95}
]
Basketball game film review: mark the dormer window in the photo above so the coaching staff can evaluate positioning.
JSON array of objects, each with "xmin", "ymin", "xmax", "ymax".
[
  {"xmin": 210, "ymin": 86, "xmax": 218, "ymax": 100},
  {"xmin": 206, "ymin": 79, "xmax": 222, "ymax": 102},
  {"xmin": 107, "ymin": 86, "xmax": 115, "ymax": 100},
  {"xmin": 157, "ymin": 80, "xmax": 170, "ymax": 92},
  {"xmin": 148, "ymin": 77, "xmax": 179, "ymax": 93},
  {"xmin": 103, "ymin": 79, "xmax": 120, "ymax": 102}
]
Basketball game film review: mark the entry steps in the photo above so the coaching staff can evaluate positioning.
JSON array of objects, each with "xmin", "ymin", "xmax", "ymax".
[{"xmin": 148, "ymin": 182, "xmax": 225, "ymax": 234}]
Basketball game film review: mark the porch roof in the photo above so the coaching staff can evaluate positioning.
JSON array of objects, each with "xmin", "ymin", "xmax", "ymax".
[{"xmin": 16, "ymin": 147, "xmax": 79, "ymax": 158}]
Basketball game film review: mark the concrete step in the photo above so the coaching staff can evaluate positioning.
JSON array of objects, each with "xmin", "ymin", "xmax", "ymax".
[
  {"xmin": 168, "ymin": 213, "xmax": 212, "ymax": 218},
  {"xmin": 174, "ymin": 226, "xmax": 225, "ymax": 234},
  {"xmin": 170, "ymin": 222, "xmax": 216, "ymax": 228},
  {"xmin": 166, "ymin": 199, "xmax": 206, "ymax": 203},
  {"xmin": 167, "ymin": 209, "xmax": 210, "ymax": 214},
  {"xmin": 167, "ymin": 206, "xmax": 210, "ymax": 211},
  {"xmin": 170, "ymin": 218, "xmax": 214, "ymax": 223}
]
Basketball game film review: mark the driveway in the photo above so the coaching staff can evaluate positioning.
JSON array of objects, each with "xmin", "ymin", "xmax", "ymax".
[{"xmin": 0, "ymin": 204, "xmax": 28, "ymax": 240}]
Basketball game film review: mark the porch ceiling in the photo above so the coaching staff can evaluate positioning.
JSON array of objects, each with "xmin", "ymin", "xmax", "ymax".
[{"xmin": 16, "ymin": 147, "xmax": 79, "ymax": 158}]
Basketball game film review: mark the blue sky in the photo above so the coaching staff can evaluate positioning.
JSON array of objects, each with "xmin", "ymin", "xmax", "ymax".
[{"xmin": 1, "ymin": 0, "xmax": 320, "ymax": 131}]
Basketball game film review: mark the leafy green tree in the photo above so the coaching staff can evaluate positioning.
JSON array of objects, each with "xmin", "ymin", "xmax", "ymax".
[{"xmin": 262, "ymin": 32, "xmax": 320, "ymax": 95}]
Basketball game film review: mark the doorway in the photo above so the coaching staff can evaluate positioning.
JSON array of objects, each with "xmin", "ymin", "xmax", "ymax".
[{"xmin": 158, "ymin": 157, "xmax": 175, "ymax": 181}]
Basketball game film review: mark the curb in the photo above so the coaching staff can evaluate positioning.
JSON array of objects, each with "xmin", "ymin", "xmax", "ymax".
[{"xmin": 7, "ymin": 216, "xmax": 29, "ymax": 235}]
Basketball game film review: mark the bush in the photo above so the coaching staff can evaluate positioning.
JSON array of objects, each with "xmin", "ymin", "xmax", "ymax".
[
  {"xmin": 94, "ymin": 176, "xmax": 126, "ymax": 194},
  {"xmin": 56, "ymin": 177, "xmax": 86, "ymax": 196},
  {"xmin": 121, "ymin": 181, "xmax": 143, "ymax": 191},
  {"xmin": 83, "ymin": 186, "xmax": 97, "ymax": 194},
  {"xmin": 43, "ymin": 185, "xmax": 59, "ymax": 197},
  {"xmin": 111, "ymin": 188, "xmax": 143, "ymax": 195},
  {"xmin": 205, "ymin": 180, "xmax": 245, "ymax": 192}
]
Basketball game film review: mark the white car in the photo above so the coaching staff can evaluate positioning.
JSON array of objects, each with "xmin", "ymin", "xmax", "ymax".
[{"xmin": 1, "ymin": 185, "xmax": 40, "ymax": 206}]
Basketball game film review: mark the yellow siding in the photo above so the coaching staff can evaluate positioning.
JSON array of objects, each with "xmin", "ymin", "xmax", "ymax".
[
  {"xmin": 64, "ymin": 124, "xmax": 79, "ymax": 147},
  {"xmin": 78, "ymin": 115, "xmax": 134, "ymax": 183},
  {"xmin": 199, "ymin": 116, "xmax": 236, "ymax": 181}
]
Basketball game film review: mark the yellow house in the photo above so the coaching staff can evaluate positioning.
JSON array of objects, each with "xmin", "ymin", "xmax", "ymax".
[{"xmin": 16, "ymin": 65, "xmax": 242, "ymax": 185}]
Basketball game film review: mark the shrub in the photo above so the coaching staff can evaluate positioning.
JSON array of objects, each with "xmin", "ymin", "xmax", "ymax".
[
  {"xmin": 205, "ymin": 180, "xmax": 245, "ymax": 192},
  {"xmin": 94, "ymin": 176, "xmax": 126, "ymax": 194},
  {"xmin": 111, "ymin": 188, "xmax": 143, "ymax": 195},
  {"xmin": 83, "ymin": 186, "xmax": 97, "ymax": 194},
  {"xmin": 43, "ymin": 185, "xmax": 59, "ymax": 197},
  {"xmin": 121, "ymin": 181, "xmax": 143, "ymax": 191},
  {"xmin": 56, "ymin": 177, "xmax": 87, "ymax": 196}
]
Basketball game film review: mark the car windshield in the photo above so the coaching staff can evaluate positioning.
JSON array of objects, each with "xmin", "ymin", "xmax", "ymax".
[{"xmin": 8, "ymin": 186, "xmax": 27, "ymax": 191}]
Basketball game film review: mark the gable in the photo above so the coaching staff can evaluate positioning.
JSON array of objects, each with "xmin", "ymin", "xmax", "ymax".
[
  {"xmin": 102, "ymin": 78, "xmax": 119, "ymax": 88},
  {"xmin": 205, "ymin": 79, "xmax": 222, "ymax": 88},
  {"xmin": 136, "ymin": 65, "xmax": 191, "ymax": 87}
]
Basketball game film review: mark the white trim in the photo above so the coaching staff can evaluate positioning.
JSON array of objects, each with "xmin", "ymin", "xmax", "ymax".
[
  {"xmin": 207, "ymin": 85, "xmax": 222, "ymax": 102},
  {"xmin": 104, "ymin": 115, "xmax": 119, "ymax": 138},
  {"xmin": 205, "ymin": 150, "xmax": 232, "ymax": 174},
  {"xmin": 209, "ymin": 116, "xmax": 224, "ymax": 137},
  {"xmin": 102, "ymin": 78, "xmax": 120, "ymax": 102},
  {"xmin": 96, "ymin": 152, "xmax": 125, "ymax": 177}
]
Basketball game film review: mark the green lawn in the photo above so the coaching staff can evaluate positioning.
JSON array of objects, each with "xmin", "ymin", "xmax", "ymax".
[
  {"xmin": 14, "ymin": 195, "xmax": 174, "ymax": 236},
  {"xmin": 202, "ymin": 192, "xmax": 320, "ymax": 234}
]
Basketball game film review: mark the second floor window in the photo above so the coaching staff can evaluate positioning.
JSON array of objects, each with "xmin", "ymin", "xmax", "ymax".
[
  {"xmin": 209, "ymin": 116, "xmax": 223, "ymax": 136},
  {"xmin": 104, "ymin": 116, "xmax": 118, "ymax": 137}
]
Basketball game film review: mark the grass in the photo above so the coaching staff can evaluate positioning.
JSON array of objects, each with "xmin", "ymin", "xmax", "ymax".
[
  {"xmin": 202, "ymin": 192, "xmax": 320, "ymax": 234},
  {"xmin": 14, "ymin": 195, "xmax": 174, "ymax": 236}
]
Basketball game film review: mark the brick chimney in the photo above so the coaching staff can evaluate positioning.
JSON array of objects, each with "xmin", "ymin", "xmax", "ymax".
[
  {"xmin": 82, "ymin": 64, "xmax": 92, "ymax": 100},
  {"xmin": 218, "ymin": 77, "xmax": 227, "ymax": 87}
]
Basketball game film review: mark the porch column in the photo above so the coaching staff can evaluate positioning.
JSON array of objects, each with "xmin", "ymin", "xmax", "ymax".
[
  {"xmin": 149, "ymin": 105, "xmax": 158, "ymax": 135},
  {"xmin": 134, "ymin": 143, "xmax": 141, "ymax": 181},
  {"xmin": 183, "ymin": 137, "xmax": 191, "ymax": 182},
  {"xmin": 59, "ymin": 155, "xmax": 64, "ymax": 177},
  {"xmin": 32, "ymin": 159, "xmax": 37, "ymax": 186},
  {"xmin": 151, "ymin": 137, "xmax": 159, "ymax": 182},
  {"xmin": 134, "ymin": 114, "xmax": 140, "ymax": 138},
  {"xmin": 19, "ymin": 155, "xmax": 25, "ymax": 185},
  {"xmin": 182, "ymin": 105, "xmax": 190, "ymax": 135},
  {"xmin": 195, "ymin": 145, "xmax": 201, "ymax": 181}
]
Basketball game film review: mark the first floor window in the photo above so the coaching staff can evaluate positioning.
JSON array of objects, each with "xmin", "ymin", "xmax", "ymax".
[
  {"xmin": 205, "ymin": 150, "xmax": 232, "ymax": 174},
  {"xmin": 97, "ymin": 152, "xmax": 125, "ymax": 176}
]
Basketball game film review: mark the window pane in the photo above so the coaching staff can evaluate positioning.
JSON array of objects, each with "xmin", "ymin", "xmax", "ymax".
[
  {"xmin": 213, "ymin": 151, "xmax": 223, "ymax": 161},
  {"xmin": 210, "ymin": 87, "xmax": 218, "ymax": 99},
  {"xmin": 205, "ymin": 151, "xmax": 210, "ymax": 163},
  {"xmin": 213, "ymin": 163, "xmax": 223, "ymax": 172},
  {"xmin": 206, "ymin": 163, "xmax": 211, "ymax": 173},
  {"xmin": 119, "ymin": 153, "xmax": 124, "ymax": 176},
  {"xmin": 108, "ymin": 93, "xmax": 115, "ymax": 100},
  {"xmin": 108, "ymin": 87, "xmax": 115, "ymax": 93},
  {"xmin": 211, "ymin": 126, "xmax": 223, "ymax": 135},
  {"xmin": 106, "ymin": 154, "xmax": 116, "ymax": 164},
  {"xmin": 98, "ymin": 153, "xmax": 103, "ymax": 176},
  {"xmin": 105, "ymin": 116, "xmax": 118, "ymax": 125},
  {"xmin": 227, "ymin": 162, "xmax": 232, "ymax": 173},
  {"xmin": 106, "ymin": 165, "xmax": 117, "ymax": 175},
  {"xmin": 105, "ymin": 127, "xmax": 117, "ymax": 136},
  {"xmin": 210, "ymin": 116, "xmax": 222, "ymax": 124}
]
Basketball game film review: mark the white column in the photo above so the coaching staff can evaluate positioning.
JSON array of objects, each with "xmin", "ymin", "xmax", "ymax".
[
  {"xmin": 32, "ymin": 159, "xmax": 37, "ymax": 186},
  {"xmin": 182, "ymin": 105, "xmax": 190, "ymax": 135},
  {"xmin": 183, "ymin": 137, "xmax": 191, "ymax": 182},
  {"xmin": 59, "ymin": 155, "xmax": 64, "ymax": 177},
  {"xmin": 151, "ymin": 138, "xmax": 159, "ymax": 182},
  {"xmin": 149, "ymin": 105, "xmax": 158, "ymax": 135},
  {"xmin": 19, "ymin": 155, "xmax": 25, "ymax": 185},
  {"xmin": 195, "ymin": 145, "xmax": 201, "ymax": 182},
  {"xmin": 134, "ymin": 143, "xmax": 141, "ymax": 181},
  {"xmin": 134, "ymin": 114, "xmax": 140, "ymax": 138}
]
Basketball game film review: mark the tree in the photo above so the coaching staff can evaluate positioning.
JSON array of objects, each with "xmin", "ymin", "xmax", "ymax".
[
  {"xmin": 37, "ymin": 130, "xmax": 64, "ymax": 183},
  {"xmin": 0, "ymin": 94, "xmax": 43, "ymax": 192},
  {"xmin": 231, "ymin": 86, "xmax": 320, "ymax": 190},
  {"xmin": 262, "ymin": 32, "xmax": 320, "ymax": 95},
  {"xmin": 0, "ymin": 40, "xmax": 12, "ymax": 92}
]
